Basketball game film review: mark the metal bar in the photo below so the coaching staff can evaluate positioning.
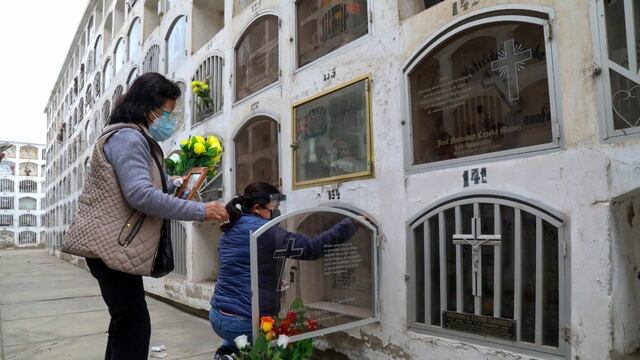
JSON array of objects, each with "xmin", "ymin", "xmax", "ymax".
[
  {"xmin": 455, "ymin": 206, "xmax": 462, "ymax": 313},
  {"xmin": 558, "ymin": 225, "xmax": 566, "ymax": 352},
  {"xmin": 439, "ymin": 212, "xmax": 447, "ymax": 317},
  {"xmin": 514, "ymin": 208, "xmax": 522, "ymax": 342},
  {"xmin": 494, "ymin": 204, "xmax": 502, "ymax": 317},
  {"xmin": 473, "ymin": 203, "xmax": 481, "ymax": 315},
  {"xmin": 424, "ymin": 219, "xmax": 431, "ymax": 325},
  {"xmin": 535, "ymin": 217, "xmax": 543, "ymax": 345},
  {"xmin": 624, "ymin": 0, "xmax": 638, "ymax": 74}
]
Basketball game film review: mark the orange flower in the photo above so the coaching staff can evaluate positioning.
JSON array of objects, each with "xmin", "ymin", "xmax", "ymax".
[{"xmin": 260, "ymin": 316, "xmax": 275, "ymax": 333}]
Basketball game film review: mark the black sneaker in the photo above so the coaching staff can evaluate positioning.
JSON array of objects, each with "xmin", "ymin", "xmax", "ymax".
[
  {"xmin": 213, "ymin": 355, "xmax": 234, "ymax": 360},
  {"xmin": 214, "ymin": 345, "xmax": 235, "ymax": 360}
]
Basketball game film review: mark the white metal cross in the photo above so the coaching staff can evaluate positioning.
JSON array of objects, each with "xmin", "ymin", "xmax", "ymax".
[
  {"xmin": 491, "ymin": 39, "xmax": 532, "ymax": 102},
  {"xmin": 452, "ymin": 217, "xmax": 502, "ymax": 297}
]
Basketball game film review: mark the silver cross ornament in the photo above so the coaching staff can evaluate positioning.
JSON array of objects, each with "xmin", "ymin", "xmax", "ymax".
[{"xmin": 453, "ymin": 217, "xmax": 502, "ymax": 297}]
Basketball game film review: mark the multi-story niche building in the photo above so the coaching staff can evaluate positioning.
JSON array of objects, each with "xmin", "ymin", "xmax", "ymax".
[
  {"xmin": 44, "ymin": 0, "xmax": 640, "ymax": 359},
  {"xmin": 0, "ymin": 142, "xmax": 46, "ymax": 247}
]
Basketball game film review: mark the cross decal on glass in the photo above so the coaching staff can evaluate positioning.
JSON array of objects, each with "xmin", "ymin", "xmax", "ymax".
[
  {"xmin": 491, "ymin": 38, "xmax": 533, "ymax": 102},
  {"xmin": 452, "ymin": 217, "xmax": 501, "ymax": 297},
  {"xmin": 273, "ymin": 236, "xmax": 304, "ymax": 292}
]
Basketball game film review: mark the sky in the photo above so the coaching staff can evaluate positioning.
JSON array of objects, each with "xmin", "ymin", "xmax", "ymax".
[{"xmin": 0, "ymin": 1, "xmax": 88, "ymax": 145}]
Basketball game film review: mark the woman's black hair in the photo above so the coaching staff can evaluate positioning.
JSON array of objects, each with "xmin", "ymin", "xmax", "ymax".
[
  {"xmin": 222, "ymin": 182, "xmax": 280, "ymax": 231},
  {"xmin": 108, "ymin": 72, "xmax": 181, "ymax": 126}
]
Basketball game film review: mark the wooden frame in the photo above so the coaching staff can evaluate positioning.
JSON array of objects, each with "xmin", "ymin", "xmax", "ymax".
[
  {"xmin": 176, "ymin": 167, "xmax": 208, "ymax": 200},
  {"xmin": 291, "ymin": 75, "xmax": 374, "ymax": 189}
]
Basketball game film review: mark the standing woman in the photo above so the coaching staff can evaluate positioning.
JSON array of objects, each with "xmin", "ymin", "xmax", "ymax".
[{"xmin": 64, "ymin": 72, "xmax": 229, "ymax": 360}]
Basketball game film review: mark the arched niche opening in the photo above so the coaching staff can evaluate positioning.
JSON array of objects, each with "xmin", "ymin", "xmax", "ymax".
[
  {"xmin": 406, "ymin": 192, "xmax": 567, "ymax": 355},
  {"xmin": 249, "ymin": 206, "xmax": 379, "ymax": 341},
  {"xmin": 234, "ymin": 116, "xmax": 280, "ymax": 193}
]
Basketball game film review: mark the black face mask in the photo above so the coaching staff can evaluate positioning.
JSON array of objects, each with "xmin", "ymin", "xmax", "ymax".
[{"xmin": 269, "ymin": 208, "xmax": 281, "ymax": 219}]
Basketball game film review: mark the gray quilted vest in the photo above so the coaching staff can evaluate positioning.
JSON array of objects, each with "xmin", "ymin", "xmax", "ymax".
[{"xmin": 62, "ymin": 123, "xmax": 164, "ymax": 276}]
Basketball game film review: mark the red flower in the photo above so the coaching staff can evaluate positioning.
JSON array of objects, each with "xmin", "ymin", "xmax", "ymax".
[
  {"xmin": 276, "ymin": 319, "xmax": 291, "ymax": 335},
  {"xmin": 286, "ymin": 311, "xmax": 298, "ymax": 323},
  {"xmin": 306, "ymin": 319, "xmax": 318, "ymax": 331}
]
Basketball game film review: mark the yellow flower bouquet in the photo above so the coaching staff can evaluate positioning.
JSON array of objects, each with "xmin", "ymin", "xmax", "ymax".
[
  {"xmin": 165, "ymin": 135, "xmax": 222, "ymax": 177},
  {"xmin": 191, "ymin": 80, "xmax": 213, "ymax": 109}
]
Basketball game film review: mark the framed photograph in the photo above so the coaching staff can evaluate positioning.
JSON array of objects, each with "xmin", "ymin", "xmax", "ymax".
[
  {"xmin": 292, "ymin": 75, "xmax": 373, "ymax": 189},
  {"xmin": 176, "ymin": 167, "xmax": 208, "ymax": 200}
]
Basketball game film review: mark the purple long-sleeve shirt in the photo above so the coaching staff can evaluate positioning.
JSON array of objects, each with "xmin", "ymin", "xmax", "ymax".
[{"xmin": 103, "ymin": 128, "xmax": 205, "ymax": 221}]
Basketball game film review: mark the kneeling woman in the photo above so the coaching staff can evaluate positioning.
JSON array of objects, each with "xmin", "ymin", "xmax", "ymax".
[{"xmin": 209, "ymin": 182, "xmax": 359, "ymax": 358}]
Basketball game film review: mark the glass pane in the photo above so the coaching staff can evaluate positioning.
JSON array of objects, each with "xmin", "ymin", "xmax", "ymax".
[
  {"xmin": 409, "ymin": 22, "xmax": 553, "ymax": 165},
  {"xmin": 173, "ymin": 82, "xmax": 186, "ymax": 133},
  {"xmin": 104, "ymin": 60, "xmax": 113, "ymax": 89},
  {"xmin": 296, "ymin": 0, "xmax": 368, "ymax": 67},
  {"xmin": 128, "ymin": 19, "xmax": 141, "ymax": 60},
  {"xmin": 114, "ymin": 39, "xmax": 125, "ymax": 74},
  {"xmin": 610, "ymin": 70, "xmax": 640, "ymax": 131},
  {"xmin": 19, "ymin": 163, "xmax": 38, "ymax": 177},
  {"xmin": 414, "ymin": 223, "xmax": 426, "ymax": 323},
  {"xmin": 5, "ymin": 146, "xmax": 16, "ymax": 158},
  {"xmin": 95, "ymin": 37, "xmax": 103, "ymax": 67},
  {"xmin": 234, "ymin": 117, "xmax": 279, "ymax": 193},
  {"xmin": 605, "ymin": 0, "xmax": 629, "ymax": 68},
  {"xmin": 167, "ymin": 17, "xmax": 187, "ymax": 74},
  {"xmin": 20, "ymin": 146, "xmax": 38, "ymax": 160},
  {"xmin": 294, "ymin": 79, "xmax": 370, "ymax": 186},
  {"xmin": 235, "ymin": 16, "xmax": 279, "ymax": 101},
  {"xmin": 428, "ymin": 216, "xmax": 441, "ymax": 325},
  {"xmin": 254, "ymin": 211, "xmax": 374, "ymax": 336},
  {"xmin": 19, "ymin": 198, "xmax": 37, "ymax": 211},
  {"xmin": 520, "ymin": 211, "xmax": 537, "ymax": 343},
  {"xmin": 542, "ymin": 221, "xmax": 559, "ymax": 347}
]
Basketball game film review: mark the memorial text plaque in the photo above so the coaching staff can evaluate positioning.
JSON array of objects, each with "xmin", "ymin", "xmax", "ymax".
[{"xmin": 442, "ymin": 311, "xmax": 517, "ymax": 341}]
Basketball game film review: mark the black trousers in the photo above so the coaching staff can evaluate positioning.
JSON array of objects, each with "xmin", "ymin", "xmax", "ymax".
[{"xmin": 86, "ymin": 258, "xmax": 151, "ymax": 360}]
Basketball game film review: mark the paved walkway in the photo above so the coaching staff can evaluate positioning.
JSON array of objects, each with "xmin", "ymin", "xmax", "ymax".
[{"xmin": 0, "ymin": 249, "xmax": 220, "ymax": 360}]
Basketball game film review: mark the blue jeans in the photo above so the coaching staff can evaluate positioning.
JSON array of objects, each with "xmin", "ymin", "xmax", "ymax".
[{"xmin": 209, "ymin": 307, "xmax": 253, "ymax": 351}]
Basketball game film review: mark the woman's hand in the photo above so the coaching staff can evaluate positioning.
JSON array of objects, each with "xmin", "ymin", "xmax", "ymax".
[
  {"xmin": 205, "ymin": 202, "xmax": 229, "ymax": 223},
  {"xmin": 171, "ymin": 176, "xmax": 186, "ymax": 187}
]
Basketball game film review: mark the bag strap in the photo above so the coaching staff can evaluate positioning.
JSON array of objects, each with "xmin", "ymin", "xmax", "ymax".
[{"xmin": 139, "ymin": 131, "xmax": 168, "ymax": 194}]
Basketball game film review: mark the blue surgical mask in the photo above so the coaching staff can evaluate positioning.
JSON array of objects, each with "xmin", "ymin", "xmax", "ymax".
[{"xmin": 149, "ymin": 111, "xmax": 177, "ymax": 141}]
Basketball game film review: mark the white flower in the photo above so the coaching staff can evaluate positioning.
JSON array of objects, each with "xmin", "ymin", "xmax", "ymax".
[
  {"xmin": 169, "ymin": 153, "xmax": 180, "ymax": 162},
  {"xmin": 234, "ymin": 334, "xmax": 249, "ymax": 350},
  {"xmin": 277, "ymin": 335, "xmax": 290, "ymax": 349}
]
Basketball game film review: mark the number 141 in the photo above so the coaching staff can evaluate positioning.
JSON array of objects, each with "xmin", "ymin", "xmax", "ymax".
[{"xmin": 452, "ymin": 0, "xmax": 480, "ymax": 16}]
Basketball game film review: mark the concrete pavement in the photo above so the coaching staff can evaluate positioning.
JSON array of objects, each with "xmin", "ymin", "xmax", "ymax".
[{"xmin": 0, "ymin": 249, "xmax": 220, "ymax": 360}]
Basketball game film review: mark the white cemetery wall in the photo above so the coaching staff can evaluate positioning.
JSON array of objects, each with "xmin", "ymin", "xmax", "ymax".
[{"xmin": 43, "ymin": 0, "xmax": 640, "ymax": 359}]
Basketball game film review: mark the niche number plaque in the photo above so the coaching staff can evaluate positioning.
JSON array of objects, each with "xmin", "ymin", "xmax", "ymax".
[
  {"xmin": 442, "ymin": 311, "xmax": 516, "ymax": 341},
  {"xmin": 462, "ymin": 167, "xmax": 487, "ymax": 187}
]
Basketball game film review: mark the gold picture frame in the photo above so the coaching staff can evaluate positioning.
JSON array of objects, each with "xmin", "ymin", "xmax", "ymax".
[
  {"xmin": 291, "ymin": 75, "xmax": 374, "ymax": 189},
  {"xmin": 176, "ymin": 167, "xmax": 208, "ymax": 200}
]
